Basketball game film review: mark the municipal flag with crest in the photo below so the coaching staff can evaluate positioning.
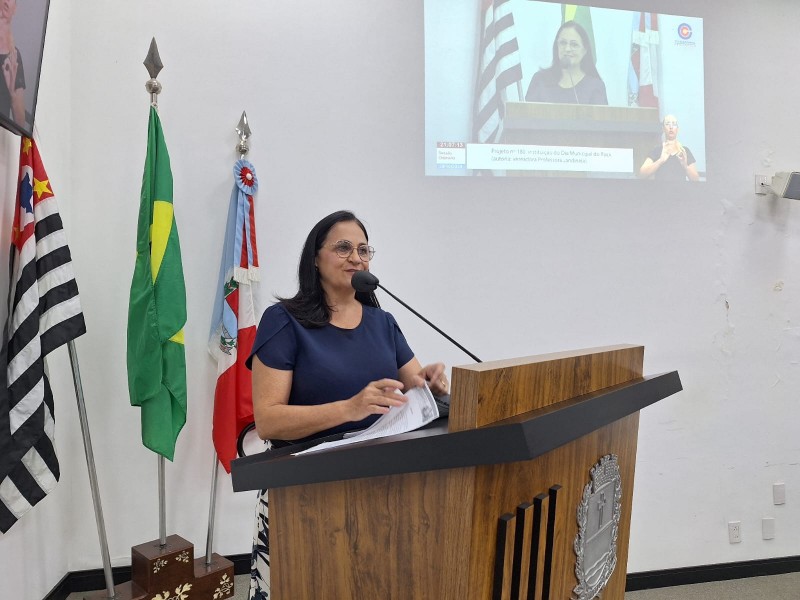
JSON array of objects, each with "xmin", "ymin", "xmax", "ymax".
[{"xmin": 208, "ymin": 159, "xmax": 259, "ymax": 473}]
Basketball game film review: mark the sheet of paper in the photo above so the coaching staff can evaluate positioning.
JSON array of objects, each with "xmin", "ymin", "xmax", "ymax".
[{"xmin": 293, "ymin": 384, "xmax": 439, "ymax": 455}]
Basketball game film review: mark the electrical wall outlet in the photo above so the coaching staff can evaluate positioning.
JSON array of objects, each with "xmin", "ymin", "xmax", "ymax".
[
  {"xmin": 728, "ymin": 521, "xmax": 742, "ymax": 544},
  {"xmin": 755, "ymin": 174, "xmax": 770, "ymax": 194}
]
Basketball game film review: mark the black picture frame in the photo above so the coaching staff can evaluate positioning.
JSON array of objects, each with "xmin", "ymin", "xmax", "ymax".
[{"xmin": 0, "ymin": 0, "xmax": 50, "ymax": 138}]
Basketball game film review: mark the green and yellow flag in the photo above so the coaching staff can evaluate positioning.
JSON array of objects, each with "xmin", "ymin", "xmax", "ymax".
[
  {"xmin": 127, "ymin": 106, "xmax": 187, "ymax": 461},
  {"xmin": 562, "ymin": 4, "xmax": 596, "ymax": 64}
]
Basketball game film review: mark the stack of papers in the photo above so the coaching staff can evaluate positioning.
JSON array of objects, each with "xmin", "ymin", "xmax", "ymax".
[{"xmin": 294, "ymin": 384, "xmax": 439, "ymax": 455}]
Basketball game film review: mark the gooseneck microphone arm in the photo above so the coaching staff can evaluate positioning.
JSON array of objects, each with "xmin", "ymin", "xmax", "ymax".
[
  {"xmin": 352, "ymin": 271, "xmax": 482, "ymax": 363},
  {"xmin": 377, "ymin": 283, "xmax": 482, "ymax": 363},
  {"xmin": 560, "ymin": 57, "xmax": 580, "ymax": 104}
]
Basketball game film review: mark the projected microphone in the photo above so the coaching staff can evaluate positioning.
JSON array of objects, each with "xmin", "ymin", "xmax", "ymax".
[
  {"xmin": 560, "ymin": 56, "xmax": 581, "ymax": 104},
  {"xmin": 352, "ymin": 271, "xmax": 482, "ymax": 363}
]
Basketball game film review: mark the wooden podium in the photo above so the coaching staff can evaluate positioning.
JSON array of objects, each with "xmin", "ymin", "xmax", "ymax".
[
  {"xmin": 501, "ymin": 102, "xmax": 661, "ymax": 176},
  {"xmin": 231, "ymin": 344, "xmax": 681, "ymax": 599}
]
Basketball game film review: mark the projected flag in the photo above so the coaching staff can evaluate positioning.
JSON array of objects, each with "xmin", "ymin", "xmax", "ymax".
[
  {"xmin": 562, "ymin": 4, "xmax": 597, "ymax": 63},
  {"xmin": 628, "ymin": 12, "xmax": 660, "ymax": 108},
  {"xmin": 208, "ymin": 159, "xmax": 259, "ymax": 473},
  {"xmin": 0, "ymin": 137, "xmax": 86, "ymax": 533},
  {"xmin": 472, "ymin": 0, "xmax": 523, "ymax": 144}
]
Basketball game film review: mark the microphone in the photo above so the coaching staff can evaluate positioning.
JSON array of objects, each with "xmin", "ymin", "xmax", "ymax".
[
  {"xmin": 560, "ymin": 57, "xmax": 581, "ymax": 104},
  {"xmin": 351, "ymin": 270, "xmax": 380, "ymax": 293},
  {"xmin": 352, "ymin": 271, "xmax": 482, "ymax": 363}
]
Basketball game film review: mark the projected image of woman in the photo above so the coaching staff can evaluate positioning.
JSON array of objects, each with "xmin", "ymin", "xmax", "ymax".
[
  {"xmin": 638, "ymin": 115, "xmax": 700, "ymax": 181},
  {"xmin": 0, "ymin": 0, "xmax": 25, "ymax": 128},
  {"xmin": 525, "ymin": 20, "xmax": 607, "ymax": 105}
]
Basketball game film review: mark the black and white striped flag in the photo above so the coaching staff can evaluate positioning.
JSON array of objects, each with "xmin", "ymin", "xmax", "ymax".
[
  {"xmin": 472, "ymin": 0, "xmax": 523, "ymax": 144},
  {"xmin": 0, "ymin": 137, "xmax": 86, "ymax": 533}
]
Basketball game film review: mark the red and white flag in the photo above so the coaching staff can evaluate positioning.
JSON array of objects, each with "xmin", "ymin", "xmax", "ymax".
[
  {"xmin": 208, "ymin": 159, "xmax": 259, "ymax": 472},
  {"xmin": 628, "ymin": 12, "xmax": 660, "ymax": 108},
  {"xmin": 0, "ymin": 138, "xmax": 85, "ymax": 531}
]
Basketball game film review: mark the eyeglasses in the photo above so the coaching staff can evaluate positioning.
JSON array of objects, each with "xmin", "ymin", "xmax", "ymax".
[
  {"xmin": 663, "ymin": 121, "xmax": 678, "ymax": 128},
  {"xmin": 330, "ymin": 240, "xmax": 375, "ymax": 261},
  {"xmin": 557, "ymin": 40, "xmax": 583, "ymax": 50}
]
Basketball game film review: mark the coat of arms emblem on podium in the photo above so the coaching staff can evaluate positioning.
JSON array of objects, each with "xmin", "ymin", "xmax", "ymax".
[{"xmin": 572, "ymin": 454, "xmax": 622, "ymax": 600}]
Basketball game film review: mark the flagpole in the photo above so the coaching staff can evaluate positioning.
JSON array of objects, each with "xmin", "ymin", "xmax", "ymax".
[
  {"xmin": 144, "ymin": 36, "xmax": 169, "ymax": 549},
  {"xmin": 204, "ymin": 110, "xmax": 252, "ymax": 565},
  {"xmin": 158, "ymin": 455, "xmax": 166, "ymax": 547},
  {"xmin": 67, "ymin": 342, "xmax": 117, "ymax": 599},
  {"xmin": 204, "ymin": 451, "xmax": 219, "ymax": 565},
  {"xmin": 114, "ymin": 39, "xmax": 233, "ymax": 599}
]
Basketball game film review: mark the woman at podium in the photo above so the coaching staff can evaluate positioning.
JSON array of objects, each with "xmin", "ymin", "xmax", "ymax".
[
  {"xmin": 525, "ymin": 20, "xmax": 607, "ymax": 106},
  {"xmin": 244, "ymin": 209, "xmax": 448, "ymax": 600}
]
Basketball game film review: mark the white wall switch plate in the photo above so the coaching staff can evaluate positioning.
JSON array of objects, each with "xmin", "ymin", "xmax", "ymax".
[
  {"xmin": 762, "ymin": 517, "xmax": 775, "ymax": 540},
  {"xmin": 773, "ymin": 482, "xmax": 786, "ymax": 505}
]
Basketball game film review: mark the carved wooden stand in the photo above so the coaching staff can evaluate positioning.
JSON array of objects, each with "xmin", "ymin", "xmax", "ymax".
[{"xmin": 84, "ymin": 535, "xmax": 234, "ymax": 600}]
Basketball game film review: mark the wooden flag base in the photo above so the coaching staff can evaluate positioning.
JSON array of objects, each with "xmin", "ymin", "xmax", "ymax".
[{"xmin": 83, "ymin": 535, "xmax": 234, "ymax": 600}]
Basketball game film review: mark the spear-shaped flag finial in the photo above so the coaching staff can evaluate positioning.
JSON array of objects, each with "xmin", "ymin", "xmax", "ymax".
[
  {"xmin": 143, "ymin": 37, "xmax": 163, "ymax": 79},
  {"xmin": 236, "ymin": 111, "xmax": 251, "ymax": 157},
  {"xmin": 236, "ymin": 111, "xmax": 251, "ymax": 141},
  {"xmin": 144, "ymin": 37, "xmax": 163, "ymax": 105}
]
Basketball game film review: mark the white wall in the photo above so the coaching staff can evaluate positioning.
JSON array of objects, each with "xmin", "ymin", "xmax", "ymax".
[{"xmin": 3, "ymin": 1, "xmax": 800, "ymax": 598}]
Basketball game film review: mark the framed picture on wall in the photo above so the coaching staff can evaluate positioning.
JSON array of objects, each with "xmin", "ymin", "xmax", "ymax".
[{"xmin": 0, "ymin": 0, "xmax": 50, "ymax": 138}]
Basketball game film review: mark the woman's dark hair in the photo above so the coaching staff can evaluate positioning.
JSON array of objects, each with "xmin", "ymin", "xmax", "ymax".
[
  {"xmin": 540, "ymin": 20, "xmax": 601, "ymax": 83},
  {"xmin": 279, "ymin": 210, "xmax": 379, "ymax": 328}
]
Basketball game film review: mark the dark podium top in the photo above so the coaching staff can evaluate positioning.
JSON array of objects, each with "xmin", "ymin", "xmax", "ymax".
[{"xmin": 231, "ymin": 371, "xmax": 681, "ymax": 492}]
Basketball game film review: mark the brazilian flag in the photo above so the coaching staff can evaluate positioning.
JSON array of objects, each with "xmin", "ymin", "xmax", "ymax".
[
  {"xmin": 562, "ymin": 4, "xmax": 597, "ymax": 64},
  {"xmin": 127, "ymin": 106, "xmax": 187, "ymax": 461}
]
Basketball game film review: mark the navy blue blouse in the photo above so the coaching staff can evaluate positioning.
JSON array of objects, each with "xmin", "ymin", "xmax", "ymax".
[
  {"xmin": 525, "ymin": 71, "xmax": 608, "ymax": 105},
  {"xmin": 246, "ymin": 303, "xmax": 415, "ymax": 442}
]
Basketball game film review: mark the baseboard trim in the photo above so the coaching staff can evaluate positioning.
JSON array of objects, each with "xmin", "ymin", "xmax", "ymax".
[
  {"xmin": 625, "ymin": 555, "xmax": 800, "ymax": 591},
  {"xmin": 44, "ymin": 553, "xmax": 800, "ymax": 597},
  {"xmin": 44, "ymin": 553, "xmax": 251, "ymax": 600}
]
